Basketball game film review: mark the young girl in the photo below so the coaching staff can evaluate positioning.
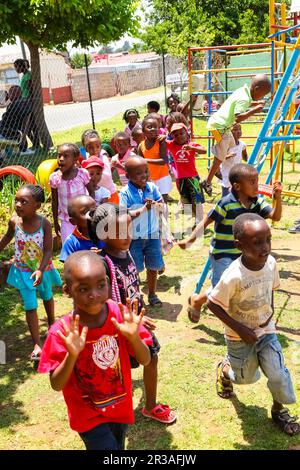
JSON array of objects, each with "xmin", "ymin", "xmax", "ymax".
[
  {"xmin": 0, "ymin": 185, "xmax": 62, "ymax": 361},
  {"xmin": 50, "ymin": 143, "xmax": 94, "ymax": 243},
  {"xmin": 139, "ymin": 115, "xmax": 172, "ymax": 203},
  {"xmin": 88, "ymin": 203, "xmax": 176, "ymax": 424},
  {"xmin": 82, "ymin": 129, "xmax": 119, "ymax": 204},
  {"xmin": 111, "ymin": 132, "xmax": 136, "ymax": 186},
  {"xmin": 38, "ymin": 251, "xmax": 151, "ymax": 450},
  {"xmin": 123, "ymin": 109, "xmax": 141, "ymax": 148},
  {"xmin": 81, "ymin": 157, "xmax": 111, "ymax": 205}
]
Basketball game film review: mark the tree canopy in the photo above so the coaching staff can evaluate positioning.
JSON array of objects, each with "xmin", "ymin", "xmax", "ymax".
[{"xmin": 141, "ymin": 0, "xmax": 270, "ymax": 57}]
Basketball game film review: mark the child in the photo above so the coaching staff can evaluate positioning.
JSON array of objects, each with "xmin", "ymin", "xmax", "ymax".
[
  {"xmin": 207, "ymin": 213, "xmax": 300, "ymax": 436},
  {"xmin": 82, "ymin": 129, "xmax": 118, "ymax": 204},
  {"xmin": 88, "ymin": 203, "xmax": 176, "ymax": 424},
  {"xmin": 59, "ymin": 195, "xmax": 105, "ymax": 263},
  {"xmin": 50, "ymin": 143, "xmax": 94, "ymax": 243},
  {"xmin": 123, "ymin": 109, "xmax": 141, "ymax": 148},
  {"xmin": 120, "ymin": 156, "xmax": 165, "ymax": 307},
  {"xmin": 0, "ymin": 185, "xmax": 62, "ymax": 360},
  {"xmin": 218, "ymin": 123, "xmax": 248, "ymax": 198},
  {"xmin": 38, "ymin": 251, "xmax": 151, "ymax": 450},
  {"xmin": 147, "ymin": 101, "xmax": 166, "ymax": 128},
  {"xmin": 111, "ymin": 132, "xmax": 136, "ymax": 186},
  {"xmin": 139, "ymin": 115, "xmax": 172, "ymax": 203},
  {"xmin": 131, "ymin": 126, "xmax": 144, "ymax": 150},
  {"xmin": 203, "ymin": 74, "xmax": 271, "ymax": 195},
  {"xmin": 178, "ymin": 163, "xmax": 282, "ymax": 322},
  {"xmin": 167, "ymin": 122, "xmax": 206, "ymax": 224},
  {"xmin": 81, "ymin": 156, "xmax": 111, "ymax": 205}
]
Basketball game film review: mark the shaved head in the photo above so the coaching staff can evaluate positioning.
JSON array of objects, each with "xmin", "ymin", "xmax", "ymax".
[
  {"xmin": 124, "ymin": 156, "xmax": 148, "ymax": 173},
  {"xmin": 67, "ymin": 195, "xmax": 95, "ymax": 218},
  {"xmin": 64, "ymin": 250, "xmax": 105, "ymax": 286}
]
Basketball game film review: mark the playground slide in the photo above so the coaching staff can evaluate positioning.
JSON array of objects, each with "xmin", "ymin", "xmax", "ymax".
[{"xmin": 35, "ymin": 159, "xmax": 58, "ymax": 192}]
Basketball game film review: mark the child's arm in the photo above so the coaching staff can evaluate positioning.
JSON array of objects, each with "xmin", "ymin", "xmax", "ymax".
[
  {"xmin": 111, "ymin": 299, "xmax": 151, "ymax": 366},
  {"xmin": 50, "ymin": 314, "xmax": 88, "ymax": 391},
  {"xmin": 0, "ymin": 218, "xmax": 15, "ymax": 252},
  {"xmin": 206, "ymin": 299, "xmax": 258, "ymax": 344},
  {"xmin": 242, "ymin": 146, "xmax": 248, "ymax": 162},
  {"xmin": 177, "ymin": 216, "xmax": 213, "ymax": 249},
  {"xmin": 183, "ymin": 143, "xmax": 206, "ymax": 154},
  {"xmin": 31, "ymin": 218, "xmax": 53, "ymax": 286},
  {"xmin": 235, "ymin": 104, "xmax": 264, "ymax": 124},
  {"xmin": 86, "ymin": 181, "xmax": 95, "ymax": 199},
  {"xmin": 51, "ymin": 188, "xmax": 60, "ymax": 237},
  {"xmin": 268, "ymin": 182, "xmax": 282, "ymax": 222}
]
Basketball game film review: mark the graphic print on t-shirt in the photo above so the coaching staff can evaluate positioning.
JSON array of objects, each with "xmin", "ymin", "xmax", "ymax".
[{"xmin": 74, "ymin": 334, "xmax": 126, "ymax": 410}]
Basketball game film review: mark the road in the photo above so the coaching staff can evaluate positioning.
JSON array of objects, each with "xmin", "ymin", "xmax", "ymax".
[{"xmin": 0, "ymin": 89, "xmax": 166, "ymax": 133}]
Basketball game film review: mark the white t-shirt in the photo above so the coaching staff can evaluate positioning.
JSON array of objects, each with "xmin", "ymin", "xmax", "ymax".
[
  {"xmin": 208, "ymin": 255, "xmax": 280, "ymax": 341},
  {"xmin": 218, "ymin": 140, "xmax": 246, "ymax": 188},
  {"xmin": 94, "ymin": 186, "xmax": 111, "ymax": 206}
]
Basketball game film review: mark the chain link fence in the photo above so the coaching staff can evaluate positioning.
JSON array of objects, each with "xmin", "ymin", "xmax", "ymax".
[{"xmin": 0, "ymin": 50, "xmax": 187, "ymax": 175}]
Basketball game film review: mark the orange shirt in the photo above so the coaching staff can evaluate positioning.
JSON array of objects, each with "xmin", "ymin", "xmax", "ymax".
[{"xmin": 140, "ymin": 140, "xmax": 169, "ymax": 180}]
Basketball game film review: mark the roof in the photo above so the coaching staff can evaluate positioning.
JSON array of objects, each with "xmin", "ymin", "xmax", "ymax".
[{"xmin": 90, "ymin": 51, "xmax": 159, "ymax": 67}]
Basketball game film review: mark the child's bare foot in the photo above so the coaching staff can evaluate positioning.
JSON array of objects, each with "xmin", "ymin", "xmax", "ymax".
[
  {"xmin": 216, "ymin": 362, "xmax": 235, "ymax": 399},
  {"xmin": 187, "ymin": 293, "xmax": 206, "ymax": 323}
]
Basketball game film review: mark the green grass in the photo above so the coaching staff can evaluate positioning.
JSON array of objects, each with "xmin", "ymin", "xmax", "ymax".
[{"xmin": 1, "ymin": 110, "xmax": 300, "ymax": 450}]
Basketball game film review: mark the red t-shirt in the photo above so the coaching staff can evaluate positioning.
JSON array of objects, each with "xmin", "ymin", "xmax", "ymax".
[
  {"xmin": 167, "ymin": 141, "xmax": 201, "ymax": 179},
  {"xmin": 38, "ymin": 300, "xmax": 152, "ymax": 433}
]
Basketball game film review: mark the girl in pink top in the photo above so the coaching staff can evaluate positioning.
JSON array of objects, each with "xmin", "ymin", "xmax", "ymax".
[
  {"xmin": 50, "ymin": 143, "xmax": 94, "ymax": 242},
  {"xmin": 111, "ymin": 132, "xmax": 136, "ymax": 186},
  {"xmin": 82, "ymin": 129, "xmax": 119, "ymax": 204},
  {"xmin": 123, "ymin": 109, "xmax": 141, "ymax": 148}
]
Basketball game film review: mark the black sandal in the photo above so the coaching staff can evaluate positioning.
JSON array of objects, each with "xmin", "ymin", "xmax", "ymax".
[
  {"xmin": 148, "ymin": 294, "xmax": 163, "ymax": 307},
  {"xmin": 271, "ymin": 408, "xmax": 300, "ymax": 436}
]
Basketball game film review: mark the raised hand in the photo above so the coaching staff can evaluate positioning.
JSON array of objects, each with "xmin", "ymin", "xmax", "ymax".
[
  {"xmin": 111, "ymin": 298, "xmax": 144, "ymax": 341},
  {"xmin": 273, "ymin": 181, "xmax": 282, "ymax": 199},
  {"xmin": 57, "ymin": 314, "xmax": 88, "ymax": 358}
]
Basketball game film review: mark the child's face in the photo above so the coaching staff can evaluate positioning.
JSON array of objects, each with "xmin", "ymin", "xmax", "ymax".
[
  {"xmin": 103, "ymin": 213, "xmax": 132, "ymax": 251},
  {"xmin": 233, "ymin": 172, "xmax": 258, "ymax": 199},
  {"xmin": 251, "ymin": 83, "xmax": 271, "ymax": 101},
  {"xmin": 66, "ymin": 261, "xmax": 108, "ymax": 316},
  {"xmin": 70, "ymin": 197, "xmax": 96, "ymax": 229},
  {"xmin": 15, "ymin": 188, "xmax": 39, "ymax": 217},
  {"xmin": 232, "ymin": 124, "xmax": 242, "ymax": 142},
  {"xmin": 168, "ymin": 97, "xmax": 179, "ymax": 112},
  {"xmin": 166, "ymin": 115, "xmax": 174, "ymax": 132},
  {"xmin": 115, "ymin": 137, "xmax": 130, "ymax": 156},
  {"xmin": 127, "ymin": 161, "xmax": 149, "ymax": 189},
  {"xmin": 236, "ymin": 220, "xmax": 271, "ymax": 269},
  {"xmin": 127, "ymin": 112, "xmax": 138, "ymax": 127},
  {"xmin": 172, "ymin": 128, "xmax": 188, "ymax": 145},
  {"xmin": 87, "ymin": 166, "xmax": 103, "ymax": 189},
  {"xmin": 143, "ymin": 118, "xmax": 159, "ymax": 140},
  {"xmin": 85, "ymin": 137, "xmax": 101, "ymax": 156},
  {"xmin": 132, "ymin": 129, "xmax": 144, "ymax": 145},
  {"xmin": 57, "ymin": 146, "xmax": 77, "ymax": 173}
]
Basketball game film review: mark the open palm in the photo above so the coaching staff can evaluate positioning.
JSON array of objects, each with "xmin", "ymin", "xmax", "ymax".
[{"xmin": 57, "ymin": 314, "xmax": 88, "ymax": 358}]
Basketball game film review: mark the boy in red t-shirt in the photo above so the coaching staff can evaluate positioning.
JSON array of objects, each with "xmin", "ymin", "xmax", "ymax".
[
  {"xmin": 38, "ymin": 250, "xmax": 151, "ymax": 450},
  {"xmin": 167, "ymin": 123, "xmax": 206, "ymax": 223}
]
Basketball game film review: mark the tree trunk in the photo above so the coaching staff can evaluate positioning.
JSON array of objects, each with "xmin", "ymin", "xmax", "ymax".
[{"xmin": 25, "ymin": 41, "xmax": 53, "ymax": 150}]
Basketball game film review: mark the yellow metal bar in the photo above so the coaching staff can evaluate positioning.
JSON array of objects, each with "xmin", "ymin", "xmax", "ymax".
[
  {"xmin": 281, "ymin": 2, "xmax": 287, "ymax": 44},
  {"xmin": 269, "ymin": 0, "xmax": 275, "ymax": 36},
  {"xmin": 191, "ymin": 66, "xmax": 270, "ymax": 74}
]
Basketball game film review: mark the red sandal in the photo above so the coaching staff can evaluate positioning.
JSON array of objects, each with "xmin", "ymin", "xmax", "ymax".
[{"xmin": 142, "ymin": 404, "xmax": 177, "ymax": 424}]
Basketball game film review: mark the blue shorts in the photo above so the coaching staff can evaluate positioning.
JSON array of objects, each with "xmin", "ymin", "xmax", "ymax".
[
  {"xmin": 79, "ymin": 422, "xmax": 128, "ymax": 450},
  {"xmin": 19, "ymin": 284, "xmax": 53, "ymax": 311},
  {"xmin": 210, "ymin": 255, "xmax": 233, "ymax": 288},
  {"xmin": 225, "ymin": 334, "xmax": 296, "ymax": 404},
  {"xmin": 130, "ymin": 238, "xmax": 164, "ymax": 273}
]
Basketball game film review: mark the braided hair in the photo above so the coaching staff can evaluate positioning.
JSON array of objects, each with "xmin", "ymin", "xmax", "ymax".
[
  {"xmin": 81, "ymin": 129, "xmax": 100, "ymax": 146},
  {"xmin": 123, "ymin": 109, "xmax": 140, "ymax": 123},
  {"xmin": 87, "ymin": 203, "xmax": 129, "ymax": 244},
  {"xmin": 58, "ymin": 143, "xmax": 80, "ymax": 158},
  {"xmin": 21, "ymin": 184, "xmax": 45, "ymax": 203}
]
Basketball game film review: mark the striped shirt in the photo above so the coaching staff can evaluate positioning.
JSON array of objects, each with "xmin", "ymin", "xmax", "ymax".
[{"xmin": 208, "ymin": 190, "xmax": 272, "ymax": 259}]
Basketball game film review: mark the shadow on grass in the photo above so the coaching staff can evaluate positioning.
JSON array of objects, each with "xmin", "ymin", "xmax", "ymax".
[
  {"xmin": 145, "ymin": 302, "xmax": 182, "ymax": 322},
  {"xmin": 194, "ymin": 324, "xmax": 225, "ymax": 346},
  {"xmin": 128, "ymin": 378, "xmax": 176, "ymax": 450},
  {"xmin": 230, "ymin": 396, "xmax": 295, "ymax": 450},
  {"xmin": 140, "ymin": 275, "xmax": 183, "ymax": 295},
  {"xmin": 0, "ymin": 285, "xmax": 49, "ymax": 430}
]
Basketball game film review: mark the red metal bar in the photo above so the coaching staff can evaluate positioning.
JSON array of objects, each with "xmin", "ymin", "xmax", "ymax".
[
  {"xmin": 188, "ymin": 43, "xmax": 270, "ymax": 52},
  {"xmin": 188, "ymin": 48, "xmax": 194, "ymax": 140}
]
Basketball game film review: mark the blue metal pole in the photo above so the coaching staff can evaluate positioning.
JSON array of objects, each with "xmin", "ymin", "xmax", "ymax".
[{"xmin": 194, "ymin": 257, "xmax": 211, "ymax": 294}]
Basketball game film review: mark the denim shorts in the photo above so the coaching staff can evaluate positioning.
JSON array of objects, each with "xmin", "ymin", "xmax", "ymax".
[
  {"xmin": 79, "ymin": 422, "xmax": 128, "ymax": 450},
  {"xmin": 210, "ymin": 255, "xmax": 233, "ymax": 289},
  {"xmin": 130, "ymin": 238, "xmax": 164, "ymax": 273},
  {"xmin": 19, "ymin": 284, "xmax": 53, "ymax": 310},
  {"xmin": 225, "ymin": 334, "xmax": 296, "ymax": 404}
]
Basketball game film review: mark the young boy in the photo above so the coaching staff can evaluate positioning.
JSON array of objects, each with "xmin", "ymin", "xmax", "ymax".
[
  {"xmin": 38, "ymin": 251, "xmax": 152, "ymax": 450},
  {"xmin": 111, "ymin": 132, "xmax": 136, "ymax": 186},
  {"xmin": 59, "ymin": 195, "xmax": 105, "ymax": 263},
  {"xmin": 167, "ymin": 122, "xmax": 206, "ymax": 224},
  {"xmin": 202, "ymin": 74, "xmax": 271, "ymax": 195},
  {"xmin": 218, "ymin": 123, "xmax": 248, "ymax": 198},
  {"xmin": 81, "ymin": 156, "xmax": 110, "ymax": 205},
  {"xmin": 120, "ymin": 156, "xmax": 165, "ymax": 307},
  {"xmin": 178, "ymin": 163, "xmax": 282, "ymax": 322},
  {"xmin": 207, "ymin": 213, "xmax": 299, "ymax": 436},
  {"xmin": 88, "ymin": 203, "xmax": 176, "ymax": 424}
]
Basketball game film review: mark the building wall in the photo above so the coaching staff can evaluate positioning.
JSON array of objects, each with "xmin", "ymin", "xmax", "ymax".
[{"xmin": 71, "ymin": 70, "xmax": 117, "ymax": 102}]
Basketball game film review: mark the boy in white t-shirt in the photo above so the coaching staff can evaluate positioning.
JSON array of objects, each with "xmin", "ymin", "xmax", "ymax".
[
  {"xmin": 82, "ymin": 157, "xmax": 111, "ymax": 205},
  {"xmin": 207, "ymin": 213, "xmax": 299, "ymax": 436},
  {"xmin": 218, "ymin": 124, "xmax": 248, "ymax": 198}
]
